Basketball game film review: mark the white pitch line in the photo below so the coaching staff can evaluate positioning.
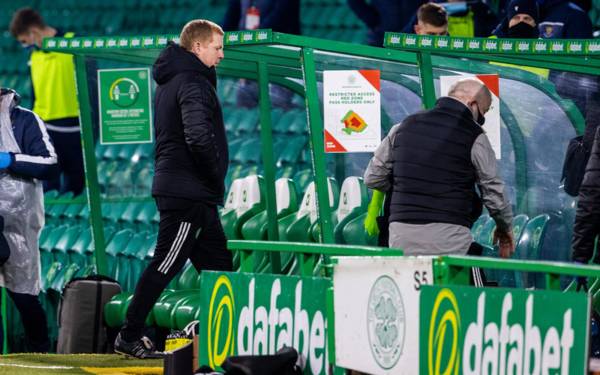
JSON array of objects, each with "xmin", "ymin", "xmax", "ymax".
[{"xmin": 0, "ymin": 362, "xmax": 75, "ymax": 369}]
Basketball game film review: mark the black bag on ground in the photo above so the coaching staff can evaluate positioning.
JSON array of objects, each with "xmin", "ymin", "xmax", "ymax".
[
  {"xmin": 562, "ymin": 135, "xmax": 591, "ymax": 197},
  {"xmin": 57, "ymin": 275, "xmax": 121, "ymax": 354},
  {"xmin": 220, "ymin": 347, "xmax": 304, "ymax": 375}
]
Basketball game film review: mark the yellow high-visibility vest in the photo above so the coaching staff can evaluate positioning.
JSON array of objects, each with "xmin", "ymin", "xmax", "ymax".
[
  {"xmin": 448, "ymin": 11, "xmax": 475, "ymax": 37},
  {"xmin": 30, "ymin": 31, "xmax": 79, "ymax": 121}
]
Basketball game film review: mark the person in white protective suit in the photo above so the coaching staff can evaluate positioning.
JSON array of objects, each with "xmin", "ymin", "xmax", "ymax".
[{"xmin": 0, "ymin": 88, "xmax": 58, "ymax": 352}]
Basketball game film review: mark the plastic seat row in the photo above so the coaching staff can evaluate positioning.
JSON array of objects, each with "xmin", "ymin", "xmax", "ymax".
[
  {"xmin": 471, "ymin": 213, "xmax": 571, "ymax": 288},
  {"xmin": 104, "ymin": 174, "xmax": 373, "ymax": 330},
  {"xmin": 45, "ymin": 196, "xmax": 158, "ymax": 231}
]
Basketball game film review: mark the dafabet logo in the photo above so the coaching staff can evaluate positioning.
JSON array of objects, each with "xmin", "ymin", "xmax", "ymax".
[
  {"xmin": 201, "ymin": 272, "xmax": 330, "ymax": 374},
  {"xmin": 421, "ymin": 286, "xmax": 588, "ymax": 375}
]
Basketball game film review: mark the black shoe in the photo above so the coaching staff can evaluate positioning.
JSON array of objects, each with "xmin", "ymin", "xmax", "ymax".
[{"xmin": 114, "ymin": 332, "xmax": 165, "ymax": 359}]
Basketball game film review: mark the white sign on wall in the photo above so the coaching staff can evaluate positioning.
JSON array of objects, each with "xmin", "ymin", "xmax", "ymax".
[
  {"xmin": 333, "ymin": 256, "xmax": 434, "ymax": 374},
  {"xmin": 440, "ymin": 74, "xmax": 501, "ymax": 159},
  {"xmin": 323, "ymin": 70, "xmax": 381, "ymax": 153}
]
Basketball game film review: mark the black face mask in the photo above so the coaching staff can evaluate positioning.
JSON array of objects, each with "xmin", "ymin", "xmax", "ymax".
[
  {"xmin": 507, "ymin": 22, "xmax": 538, "ymax": 38},
  {"xmin": 476, "ymin": 110, "xmax": 486, "ymax": 126},
  {"xmin": 472, "ymin": 103, "xmax": 486, "ymax": 126}
]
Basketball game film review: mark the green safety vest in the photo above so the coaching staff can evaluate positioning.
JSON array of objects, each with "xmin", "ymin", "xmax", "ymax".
[
  {"xmin": 448, "ymin": 11, "xmax": 475, "ymax": 38},
  {"xmin": 30, "ymin": 31, "xmax": 79, "ymax": 121}
]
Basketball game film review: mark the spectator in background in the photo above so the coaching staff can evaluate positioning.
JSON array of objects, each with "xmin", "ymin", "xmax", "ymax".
[
  {"xmin": 414, "ymin": 3, "xmax": 449, "ymax": 35},
  {"xmin": 223, "ymin": 0, "xmax": 301, "ymax": 35},
  {"xmin": 492, "ymin": 0, "xmax": 540, "ymax": 38},
  {"xmin": 403, "ymin": 0, "xmax": 498, "ymax": 37},
  {"xmin": 222, "ymin": 0, "xmax": 300, "ymax": 109},
  {"xmin": 0, "ymin": 88, "xmax": 58, "ymax": 353},
  {"xmin": 572, "ymin": 128, "xmax": 600, "ymax": 271},
  {"xmin": 9, "ymin": 8, "xmax": 85, "ymax": 196},
  {"xmin": 348, "ymin": 0, "xmax": 426, "ymax": 46},
  {"xmin": 537, "ymin": 0, "xmax": 592, "ymax": 38}
]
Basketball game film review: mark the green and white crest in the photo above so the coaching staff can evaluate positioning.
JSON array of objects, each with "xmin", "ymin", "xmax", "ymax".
[{"xmin": 367, "ymin": 275, "xmax": 405, "ymax": 370}]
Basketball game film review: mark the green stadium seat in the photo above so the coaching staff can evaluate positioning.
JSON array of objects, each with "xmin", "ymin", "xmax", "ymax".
[
  {"xmin": 107, "ymin": 167, "xmax": 134, "ymax": 196},
  {"xmin": 40, "ymin": 224, "xmax": 68, "ymax": 253},
  {"xmin": 333, "ymin": 177, "xmax": 368, "ymax": 243},
  {"xmin": 477, "ymin": 218, "xmax": 496, "ymax": 247},
  {"xmin": 512, "ymin": 214, "xmax": 529, "ymax": 242},
  {"xmin": 471, "ymin": 214, "xmax": 491, "ymax": 241},
  {"xmin": 513, "ymin": 214, "xmax": 551, "ymax": 288},
  {"xmin": 173, "ymin": 294, "xmax": 202, "ymax": 329},
  {"xmin": 152, "ymin": 264, "xmax": 201, "ymax": 328},
  {"xmin": 120, "ymin": 201, "xmax": 146, "ymax": 230},
  {"xmin": 284, "ymin": 178, "xmax": 339, "ymax": 243},
  {"xmin": 135, "ymin": 201, "xmax": 158, "ymax": 231},
  {"xmin": 241, "ymin": 178, "xmax": 300, "ymax": 240},
  {"xmin": 134, "ymin": 167, "xmax": 153, "ymax": 197},
  {"xmin": 222, "ymin": 175, "xmax": 266, "ymax": 240},
  {"xmin": 292, "ymin": 169, "xmax": 313, "ymax": 193},
  {"xmin": 103, "ymin": 202, "xmax": 130, "ymax": 225},
  {"xmin": 105, "ymin": 229, "xmax": 134, "ymax": 280},
  {"xmin": 342, "ymin": 212, "xmax": 377, "ymax": 246}
]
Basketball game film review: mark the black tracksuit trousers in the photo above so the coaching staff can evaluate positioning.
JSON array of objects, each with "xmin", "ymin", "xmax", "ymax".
[{"xmin": 121, "ymin": 198, "xmax": 232, "ymax": 341}]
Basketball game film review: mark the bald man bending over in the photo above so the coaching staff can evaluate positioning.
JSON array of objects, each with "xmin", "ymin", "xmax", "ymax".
[{"xmin": 364, "ymin": 78, "xmax": 514, "ymax": 258}]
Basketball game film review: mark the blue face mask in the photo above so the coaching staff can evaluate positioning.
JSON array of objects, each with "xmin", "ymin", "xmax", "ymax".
[{"xmin": 440, "ymin": 2, "xmax": 469, "ymax": 15}]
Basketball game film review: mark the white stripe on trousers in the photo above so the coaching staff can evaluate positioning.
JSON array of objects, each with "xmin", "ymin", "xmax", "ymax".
[
  {"xmin": 158, "ymin": 222, "xmax": 191, "ymax": 274},
  {"xmin": 472, "ymin": 267, "xmax": 484, "ymax": 287}
]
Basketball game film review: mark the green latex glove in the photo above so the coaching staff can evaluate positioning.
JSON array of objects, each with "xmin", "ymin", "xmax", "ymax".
[{"xmin": 364, "ymin": 189, "xmax": 385, "ymax": 237}]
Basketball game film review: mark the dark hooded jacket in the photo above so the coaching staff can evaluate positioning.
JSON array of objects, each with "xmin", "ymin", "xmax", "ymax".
[
  {"xmin": 151, "ymin": 42, "xmax": 228, "ymax": 205},
  {"xmin": 572, "ymin": 127, "xmax": 600, "ymax": 264}
]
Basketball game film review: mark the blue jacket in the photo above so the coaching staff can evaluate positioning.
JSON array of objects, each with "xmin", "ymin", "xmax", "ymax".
[
  {"xmin": 6, "ymin": 105, "xmax": 59, "ymax": 180},
  {"xmin": 222, "ymin": 0, "xmax": 301, "ymax": 35},
  {"xmin": 538, "ymin": 0, "xmax": 592, "ymax": 38},
  {"xmin": 348, "ymin": 0, "xmax": 426, "ymax": 46}
]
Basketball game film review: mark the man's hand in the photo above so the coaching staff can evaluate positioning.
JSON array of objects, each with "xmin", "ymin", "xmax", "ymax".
[
  {"xmin": 0, "ymin": 152, "xmax": 11, "ymax": 169},
  {"xmin": 494, "ymin": 229, "xmax": 515, "ymax": 258}
]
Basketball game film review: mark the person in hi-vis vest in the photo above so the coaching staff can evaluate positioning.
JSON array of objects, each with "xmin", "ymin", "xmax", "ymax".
[{"xmin": 10, "ymin": 7, "xmax": 84, "ymax": 195}]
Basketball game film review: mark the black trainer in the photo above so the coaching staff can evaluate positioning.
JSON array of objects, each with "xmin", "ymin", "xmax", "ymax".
[{"xmin": 114, "ymin": 332, "xmax": 165, "ymax": 359}]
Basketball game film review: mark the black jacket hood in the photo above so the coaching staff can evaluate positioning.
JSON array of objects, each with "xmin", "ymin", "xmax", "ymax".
[{"xmin": 152, "ymin": 42, "xmax": 217, "ymax": 87}]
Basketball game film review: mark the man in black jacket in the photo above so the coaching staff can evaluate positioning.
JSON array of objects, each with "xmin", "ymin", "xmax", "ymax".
[
  {"xmin": 365, "ymin": 79, "xmax": 514, "ymax": 258},
  {"xmin": 572, "ymin": 128, "xmax": 600, "ymax": 268},
  {"xmin": 115, "ymin": 19, "xmax": 232, "ymax": 359}
]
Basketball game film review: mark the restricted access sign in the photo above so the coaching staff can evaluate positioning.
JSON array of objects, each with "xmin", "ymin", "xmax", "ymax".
[
  {"xmin": 98, "ymin": 67, "xmax": 153, "ymax": 144},
  {"xmin": 323, "ymin": 70, "xmax": 381, "ymax": 153},
  {"xmin": 440, "ymin": 74, "xmax": 501, "ymax": 159}
]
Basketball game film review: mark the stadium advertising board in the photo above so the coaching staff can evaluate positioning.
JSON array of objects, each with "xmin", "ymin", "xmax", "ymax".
[
  {"xmin": 323, "ymin": 70, "xmax": 381, "ymax": 153},
  {"xmin": 420, "ymin": 285, "xmax": 590, "ymax": 375},
  {"xmin": 98, "ymin": 67, "xmax": 153, "ymax": 144},
  {"xmin": 199, "ymin": 271, "xmax": 330, "ymax": 374},
  {"xmin": 333, "ymin": 256, "xmax": 434, "ymax": 374}
]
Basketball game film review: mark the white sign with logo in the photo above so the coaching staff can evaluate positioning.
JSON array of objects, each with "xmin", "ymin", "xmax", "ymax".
[
  {"xmin": 323, "ymin": 70, "xmax": 381, "ymax": 153},
  {"xmin": 440, "ymin": 74, "xmax": 501, "ymax": 159},
  {"xmin": 332, "ymin": 256, "xmax": 434, "ymax": 374}
]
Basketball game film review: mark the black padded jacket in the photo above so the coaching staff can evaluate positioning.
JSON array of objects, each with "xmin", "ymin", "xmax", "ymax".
[
  {"xmin": 572, "ymin": 127, "xmax": 600, "ymax": 263},
  {"xmin": 151, "ymin": 42, "xmax": 228, "ymax": 205}
]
